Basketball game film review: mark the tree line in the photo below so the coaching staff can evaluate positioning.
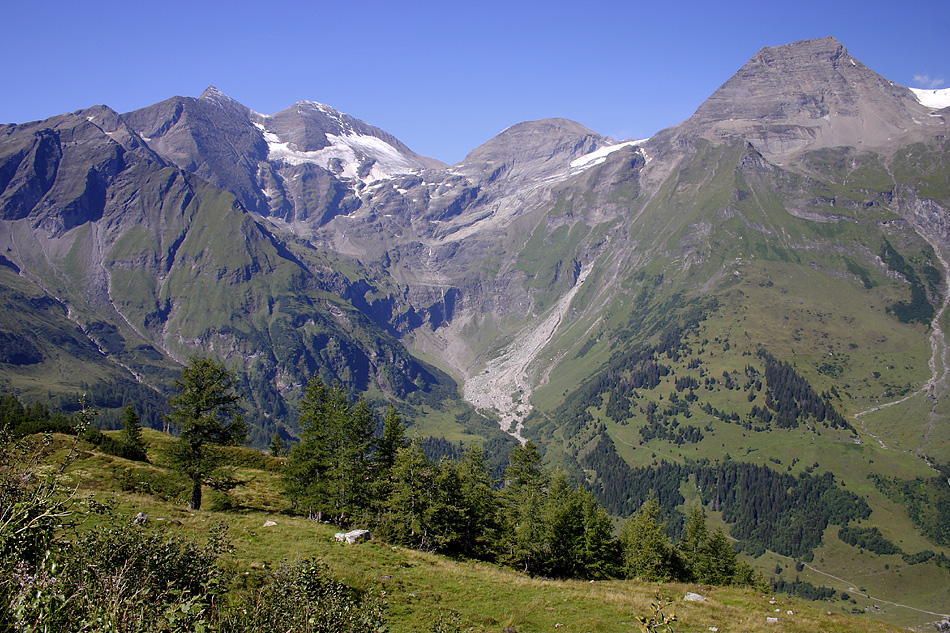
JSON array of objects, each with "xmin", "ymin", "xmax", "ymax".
[{"xmin": 279, "ymin": 375, "xmax": 762, "ymax": 586}]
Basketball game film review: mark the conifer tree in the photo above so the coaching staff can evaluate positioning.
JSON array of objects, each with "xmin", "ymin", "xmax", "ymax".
[
  {"xmin": 121, "ymin": 404, "xmax": 148, "ymax": 461},
  {"xmin": 377, "ymin": 405, "xmax": 409, "ymax": 470},
  {"xmin": 500, "ymin": 441, "xmax": 549, "ymax": 574},
  {"xmin": 269, "ymin": 431, "xmax": 285, "ymax": 457},
  {"xmin": 678, "ymin": 504, "xmax": 709, "ymax": 582},
  {"xmin": 283, "ymin": 379, "xmax": 375, "ymax": 525},
  {"xmin": 378, "ymin": 442, "xmax": 434, "ymax": 547},
  {"xmin": 453, "ymin": 445, "xmax": 501, "ymax": 559},
  {"xmin": 619, "ymin": 494, "xmax": 676, "ymax": 581},
  {"xmin": 165, "ymin": 356, "xmax": 246, "ymax": 510}
]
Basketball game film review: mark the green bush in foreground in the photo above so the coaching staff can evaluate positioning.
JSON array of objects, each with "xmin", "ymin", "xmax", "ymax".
[{"xmin": 0, "ymin": 427, "xmax": 386, "ymax": 633}]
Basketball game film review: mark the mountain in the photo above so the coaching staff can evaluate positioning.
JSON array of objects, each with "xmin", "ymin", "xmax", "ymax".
[{"xmin": 1, "ymin": 36, "xmax": 949, "ymax": 625}]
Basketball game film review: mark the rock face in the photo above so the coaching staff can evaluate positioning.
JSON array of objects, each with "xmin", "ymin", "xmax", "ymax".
[{"xmin": 655, "ymin": 37, "xmax": 942, "ymax": 160}]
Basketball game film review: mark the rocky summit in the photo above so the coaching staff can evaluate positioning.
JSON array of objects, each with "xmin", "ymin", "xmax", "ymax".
[{"xmin": 1, "ymin": 37, "xmax": 950, "ymax": 622}]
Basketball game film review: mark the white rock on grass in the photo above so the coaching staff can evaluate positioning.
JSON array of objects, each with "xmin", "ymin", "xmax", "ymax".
[{"xmin": 335, "ymin": 529, "xmax": 371, "ymax": 544}]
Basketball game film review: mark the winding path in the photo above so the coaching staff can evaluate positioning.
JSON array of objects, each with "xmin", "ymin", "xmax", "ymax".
[
  {"xmin": 853, "ymin": 237, "xmax": 950, "ymax": 465},
  {"xmin": 802, "ymin": 563, "xmax": 950, "ymax": 621}
]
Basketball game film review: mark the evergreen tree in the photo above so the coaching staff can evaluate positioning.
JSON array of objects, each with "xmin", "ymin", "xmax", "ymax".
[
  {"xmin": 703, "ymin": 527, "xmax": 747, "ymax": 586},
  {"xmin": 678, "ymin": 504, "xmax": 709, "ymax": 582},
  {"xmin": 377, "ymin": 405, "xmax": 409, "ymax": 470},
  {"xmin": 535, "ymin": 472, "xmax": 616, "ymax": 579},
  {"xmin": 453, "ymin": 445, "xmax": 501, "ymax": 559},
  {"xmin": 165, "ymin": 356, "xmax": 246, "ymax": 510},
  {"xmin": 269, "ymin": 431, "xmax": 285, "ymax": 457},
  {"xmin": 427, "ymin": 458, "xmax": 468, "ymax": 554},
  {"xmin": 120, "ymin": 404, "xmax": 148, "ymax": 461},
  {"xmin": 283, "ymin": 379, "xmax": 375, "ymax": 525},
  {"xmin": 334, "ymin": 395, "xmax": 375, "ymax": 524},
  {"xmin": 619, "ymin": 494, "xmax": 677, "ymax": 581},
  {"xmin": 378, "ymin": 442, "xmax": 435, "ymax": 548},
  {"xmin": 500, "ymin": 441, "xmax": 549, "ymax": 574},
  {"xmin": 576, "ymin": 485, "xmax": 619, "ymax": 579}
]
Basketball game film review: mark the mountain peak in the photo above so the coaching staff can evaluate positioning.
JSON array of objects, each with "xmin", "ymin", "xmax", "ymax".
[
  {"xmin": 674, "ymin": 36, "xmax": 939, "ymax": 159},
  {"xmin": 199, "ymin": 85, "xmax": 230, "ymax": 101},
  {"xmin": 459, "ymin": 118, "xmax": 612, "ymax": 181},
  {"xmin": 198, "ymin": 86, "xmax": 249, "ymax": 113}
]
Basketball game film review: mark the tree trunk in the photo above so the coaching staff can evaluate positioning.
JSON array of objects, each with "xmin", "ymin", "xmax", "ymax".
[{"xmin": 190, "ymin": 478, "xmax": 202, "ymax": 510}]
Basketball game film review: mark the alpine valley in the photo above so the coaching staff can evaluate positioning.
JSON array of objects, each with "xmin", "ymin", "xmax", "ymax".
[{"xmin": 2, "ymin": 36, "xmax": 950, "ymax": 626}]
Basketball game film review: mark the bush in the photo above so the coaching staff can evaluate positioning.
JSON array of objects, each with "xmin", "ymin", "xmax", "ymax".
[
  {"xmin": 0, "ymin": 423, "xmax": 388, "ymax": 633},
  {"xmin": 117, "ymin": 466, "xmax": 188, "ymax": 502},
  {"xmin": 4, "ymin": 522, "xmax": 230, "ymax": 632},
  {"xmin": 220, "ymin": 558, "xmax": 387, "ymax": 632}
]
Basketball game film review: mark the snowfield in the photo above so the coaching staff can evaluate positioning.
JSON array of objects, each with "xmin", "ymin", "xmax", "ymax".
[{"xmin": 910, "ymin": 87, "xmax": 950, "ymax": 110}]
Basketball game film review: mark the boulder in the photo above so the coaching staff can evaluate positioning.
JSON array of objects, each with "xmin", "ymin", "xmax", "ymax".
[{"xmin": 335, "ymin": 529, "xmax": 371, "ymax": 544}]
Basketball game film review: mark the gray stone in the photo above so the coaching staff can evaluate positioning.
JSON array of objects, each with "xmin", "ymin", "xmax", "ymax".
[{"xmin": 335, "ymin": 529, "xmax": 371, "ymax": 544}]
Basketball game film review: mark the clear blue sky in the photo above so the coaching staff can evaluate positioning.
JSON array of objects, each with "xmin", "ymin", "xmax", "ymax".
[{"xmin": 2, "ymin": 0, "xmax": 947, "ymax": 164}]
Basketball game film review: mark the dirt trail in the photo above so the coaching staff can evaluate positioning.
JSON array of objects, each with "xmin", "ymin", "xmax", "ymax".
[
  {"xmin": 853, "ymin": 235, "xmax": 950, "ymax": 465},
  {"xmin": 802, "ymin": 563, "xmax": 950, "ymax": 620},
  {"xmin": 463, "ymin": 267, "xmax": 591, "ymax": 442}
]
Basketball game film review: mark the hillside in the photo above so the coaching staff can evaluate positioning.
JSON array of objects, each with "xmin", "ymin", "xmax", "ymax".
[{"xmin": 4, "ymin": 427, "xmax": 915, "ymax": 633}]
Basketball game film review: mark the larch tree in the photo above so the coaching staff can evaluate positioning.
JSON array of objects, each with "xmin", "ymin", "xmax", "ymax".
[
  {"xmin": 619, "ymin": 494, "xmax": 676, "ymax": 581},
  {"xmin": 121, "ymin": 404, "xmax": 148, "ymax": 461},
  {"xmin": 165, "ymin": 356, "xmax": 246, "ymax": 510},
  {"xmin": 284, "ymin": 378, "xmax": 375, "ymax": 525}
]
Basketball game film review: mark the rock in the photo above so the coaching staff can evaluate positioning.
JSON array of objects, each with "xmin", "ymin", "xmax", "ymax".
[
  {"xmin": 335, "ymin": 529, "xmax": 371, "ymax": 544},
  {"xmin": 133, "ymin": 512, "xmax": 148, "ymax": 524},
  {"xmin": 684, "ymin": 592, "xmax": 706, "ymax": 602},
  {"xmin": 767, "ymin": 617, "xmax": 779, "ymax": 624},
  {"xmin": 263, "ymin": 520, "xmax": 277, "ymax": 527}
]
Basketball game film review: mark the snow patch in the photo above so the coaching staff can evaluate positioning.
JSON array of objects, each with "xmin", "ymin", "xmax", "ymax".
[
  {"xmin": 910, "ymin": 87, "xmax": 950, "ymax": 110},
  {"xmin": 263, "ymin": 130, "xmax": 417, "ymax": 183},
  {"xmin": 570, "ymin": 139, "xmax": 648, "ymax": 169}
]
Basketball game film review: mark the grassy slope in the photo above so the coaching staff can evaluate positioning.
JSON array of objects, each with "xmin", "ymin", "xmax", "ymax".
[
  {"xmin": 520, "ymin": 140, "xmax": 950, "ymax": 628},
  {"xmin": 57, "ymin": 430, "xmax": 913, "ymax": 633}
]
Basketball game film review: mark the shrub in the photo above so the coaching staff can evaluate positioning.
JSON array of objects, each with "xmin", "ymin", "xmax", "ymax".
[{"xmin": 220, "ymin": 558, "xmax": 387, "ymax": 633}]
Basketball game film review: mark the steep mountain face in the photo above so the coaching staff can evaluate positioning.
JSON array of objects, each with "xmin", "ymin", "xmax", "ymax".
[
  {"xmin": 659, "ymin": 36, "xmax": 940, "ymax": 160},
  {"xmin": 2, "ymin": 37, "xmax": 950, "ymax": 620},
  {"xmin": 0, "ymin": 103, "xmax": 456, "ymax": 445}
]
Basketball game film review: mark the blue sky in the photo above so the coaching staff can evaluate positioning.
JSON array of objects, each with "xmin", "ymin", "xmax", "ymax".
[{"xmin": 2, "ymin": 0, "xmax": 947, "ymax": 164}]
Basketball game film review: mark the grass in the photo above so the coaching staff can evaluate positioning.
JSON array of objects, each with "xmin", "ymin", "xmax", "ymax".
[{"xmin": 49, "ymin": 430, "xmax": 919, "ymax": 633}]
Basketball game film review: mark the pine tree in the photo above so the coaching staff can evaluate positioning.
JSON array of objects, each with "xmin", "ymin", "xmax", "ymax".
[
  {"xmin": 120, "ymin": 404, "xmax": 148, "ymax": 461},
  {"xmin": 165, "ymin": 356, "xmax": 246, "ymax": 510},
  {"xmin": 269, "ymin": 431, "xmax": 285, "ymax": 457},
  {"xmin": 619, "ymin": 494, "xmax": 676, "ymax": 581}
]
